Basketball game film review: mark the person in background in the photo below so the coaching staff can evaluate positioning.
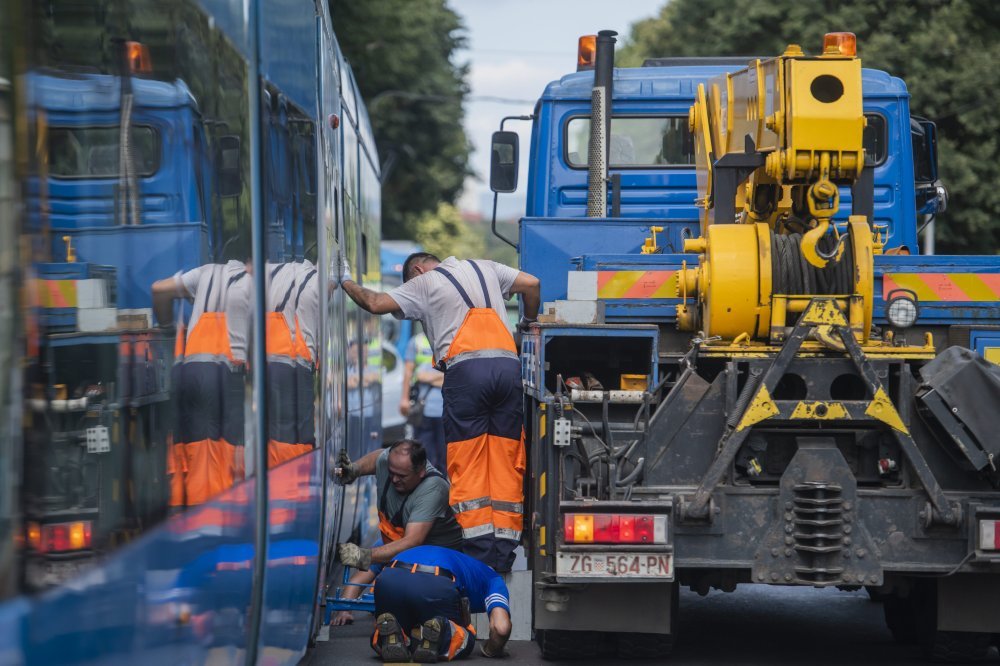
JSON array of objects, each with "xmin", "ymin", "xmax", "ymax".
[
  {"xmin": 369, "ymin": 544, "xmax": 512, "ymax": 662},
  {"xmin": 339, "ymin": 252, "xmax": 539, "ymax": 573},
  {"xmin": 401, "ymin": 327, "xmax": 446, "ymax": 472}
]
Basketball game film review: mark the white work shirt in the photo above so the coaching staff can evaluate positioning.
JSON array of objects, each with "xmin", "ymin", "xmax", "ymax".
[
  {"xmin": 177, "ymin": 260, "xmax": 252, "ymax": 362},
  {"xmin": 293, "ymin": 260, "xmax": 320, "ymax": 361},
  {"xmin": 389, "ymin": 257, "xmax": 519, "ymax": 361}
]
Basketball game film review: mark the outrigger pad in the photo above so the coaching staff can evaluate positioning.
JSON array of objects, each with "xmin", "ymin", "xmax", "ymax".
[{"xmin": 917, "ymin": 346, "xmax": 1000, "ymax": 473}]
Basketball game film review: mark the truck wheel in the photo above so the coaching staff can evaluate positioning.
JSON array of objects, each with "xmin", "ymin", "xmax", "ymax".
[
  {"xmin": 909, "ymin": 580, "xmax": 993, "ymax": 662},
  {"xmin": 615, "ymin": 580, "xmax": 678, "ymax": 659},
  {"xmin": 923, "ymin": 631, "xmax": 993, "ymax": 663},
  {"xmin": 616, "ymin": 632, "xmax": 674, "ymax": 659},
  {"xmin": 536, "ymin": 629, "xmax": 600, "ymax": 660},
  {"xmin": 882, "ymin": 595, "xmax": 919, "ymax": 645}
]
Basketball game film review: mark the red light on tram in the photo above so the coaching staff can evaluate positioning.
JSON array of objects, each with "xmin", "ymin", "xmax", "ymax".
[{"xmin": 329, "ymin": 113, "xmax": 340, "ymax": 130}]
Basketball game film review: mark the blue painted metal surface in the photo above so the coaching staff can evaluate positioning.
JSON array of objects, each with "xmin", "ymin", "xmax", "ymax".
[
  {"xmin": 526, "ymin": 66, "xmax": 917, "ymax": 251},
  {"xmin": 26, "ymin": 72, "xmax": 213, "ymax": 309},
  {"xmin": 522, "ymin": 324, "xmax": 658, "ymax": 402},
  {"xmin": 874, "ymin": 255, "xmax": 1000, "ymax": 324}
]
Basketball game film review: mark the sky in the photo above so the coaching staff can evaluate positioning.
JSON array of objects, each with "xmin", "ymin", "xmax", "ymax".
[{"xmin": 448, "ymin": 0, "xmax": 665, "ymax": 219}]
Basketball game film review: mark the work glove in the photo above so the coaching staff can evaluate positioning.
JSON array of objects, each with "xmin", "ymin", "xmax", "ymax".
[
  {"xmin": 337, "ymin": 542, "xmax": 372, "ymax": 571},
  {"xmin": 514, "ymin": 315, "xmax": 535, "ymax": 353},
  {"xmin": 335, "ymin": 449, "xmax": 359, "ymax": 484},
  {"xmin": 340, "ymin": 257, "xmax": 353, "ymax": 285}
]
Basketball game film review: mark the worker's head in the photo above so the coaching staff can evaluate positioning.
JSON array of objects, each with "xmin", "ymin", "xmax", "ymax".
[
  {"xmin": 402, "ymin": 252, "xmax": 441, "ymax": 282},
  {"xmin": 387, "ymin": 439, "xmax": 428, "ymax": 494}
]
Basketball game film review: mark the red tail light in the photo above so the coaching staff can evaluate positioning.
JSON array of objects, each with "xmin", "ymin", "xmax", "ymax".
[
  {"xmin": 33, "ymin": 521, "xmax": 92, "ymax": 553},
  {"xmin": 564, "ymin": 513, "xmax": 667, "ymax": 544}
]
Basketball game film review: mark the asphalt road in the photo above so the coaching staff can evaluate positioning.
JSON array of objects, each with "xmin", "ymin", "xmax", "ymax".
[{"xmin": 302, "ymin": 584, "xmax": 999, "ymax": 665}]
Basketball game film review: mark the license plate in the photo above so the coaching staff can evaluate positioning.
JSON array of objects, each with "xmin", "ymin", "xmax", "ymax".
[
  {"xmin": 556, "ymin": 551, "xmax": 673, "ymax": 579},
  {"xmin": 26, "ymin": 558, "xmax": 87, "ymax": 588}
]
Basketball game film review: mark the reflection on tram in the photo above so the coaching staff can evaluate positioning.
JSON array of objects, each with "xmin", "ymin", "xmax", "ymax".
[{"xmin": 0, "ymin": 0, "xmax": 383, "ymax": 662}]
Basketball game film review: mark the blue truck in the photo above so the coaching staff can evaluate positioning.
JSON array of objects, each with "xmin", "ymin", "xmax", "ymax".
[
  {"xmin": 21, "ymin": 68, "xmax": 238, "ymax": 589},
  {"xmin": 492, "ymin": 31, "xmax": 1000, "ymax": 660}
]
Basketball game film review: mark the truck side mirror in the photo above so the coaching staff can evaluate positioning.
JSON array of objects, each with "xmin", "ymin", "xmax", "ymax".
[
  {"xmin": 911, "ymin": 117, "xmax": 947, "ymax": 215},
  {"xmin": 215, "ymin": 135, "xmax": 242, "ymax": 198},
  {"xmin": 489, "ymin": 131, "xmax": 519, "ymax": 193}
]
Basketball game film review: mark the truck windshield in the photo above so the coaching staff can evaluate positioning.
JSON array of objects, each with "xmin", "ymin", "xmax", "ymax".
[
  {"xmin": 566, "ymin": 116, "xmax": 694, "ymax": 168},
  {"xmin": 48, "ymin": 126, "xmax": 159, "ymax": 178},
  {"xmin": 566, "ymin": 113, "xmax": 887, "ymax": 169}
]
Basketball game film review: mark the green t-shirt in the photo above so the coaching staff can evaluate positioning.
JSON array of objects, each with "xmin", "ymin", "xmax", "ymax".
[{"xmin": 375, "ymin": 449, "xmax": 462, "ymax": 548}]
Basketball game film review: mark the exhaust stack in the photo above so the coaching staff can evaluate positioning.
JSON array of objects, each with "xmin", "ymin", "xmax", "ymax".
[{"xmin": 586, "ymin": 30, "xmax": 616, "ymax": 218}]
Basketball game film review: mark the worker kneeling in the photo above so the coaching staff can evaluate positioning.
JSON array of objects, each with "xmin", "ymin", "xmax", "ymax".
[
  {"xmin": 371, "ymin": 545, "xmax": 512, "ymax": 662},
  {"xmin": 332, "ymin": 439, "xmax": 463, "ymax": 626}
]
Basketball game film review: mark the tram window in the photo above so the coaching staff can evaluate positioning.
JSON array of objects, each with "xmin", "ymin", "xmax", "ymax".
[
  {"xmin": 14, "ymin": 0, "xmax": 257, "ymax": 592},
  {"xmin": 565, "ymin": 115, "xmax": 694, "ymax": 168},
  {"xmin": 48, "ymin": 126, "xmax": 159, "ymax": 178}
]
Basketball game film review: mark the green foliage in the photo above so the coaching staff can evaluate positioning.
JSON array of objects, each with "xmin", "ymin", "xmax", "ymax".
[
  {"xmin": 330, "ymin": 0, "xmax": 471, "ymax": 240},
  {"xmin": 413, "ymin": 202, "xmax": 484, "ymax": 260},
  {"xmin": 619, "ymin": 0, "xmax": 1000, "ymax": 253}
]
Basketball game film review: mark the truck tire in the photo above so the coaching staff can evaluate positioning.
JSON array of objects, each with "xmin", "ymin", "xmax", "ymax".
[
  {"xmin": 882, "ymin": 595, "xmax": 919, "ymax": 645},
  {"xmin": 908, "ymin": 579, "xmax": 994, "ymax": 662},
  {"xmin": 615, "ymin": 632, "xmax": 674, "ymax": 659},
  {"xmin": 923, "ymin": 631, "xmax": 993, "ymax": 663},
  {"xmin": 615, "ymin": 580, "xmax": 678, "ymax": 659},
  {"xmin": 536, "ymin": 629, "xmax": 600, "ymax": 660}
]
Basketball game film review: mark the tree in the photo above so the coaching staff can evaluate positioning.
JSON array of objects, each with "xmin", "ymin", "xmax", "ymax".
[
  {"xmin": 329, "ymin": 0, "xmax": 471, "ymax": 240},
  {"xmin": 413, "ymin": 202, "xmax": 484, "ymax": 260},
  {"xmin": 619, "ymin": 0, "xmax": 1000, "ymax": 254}
]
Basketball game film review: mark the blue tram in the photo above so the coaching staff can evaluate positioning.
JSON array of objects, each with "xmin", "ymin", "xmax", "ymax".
[{"xmin": 0, "ymin": 0, "xmax": 381, "ymax": 662}]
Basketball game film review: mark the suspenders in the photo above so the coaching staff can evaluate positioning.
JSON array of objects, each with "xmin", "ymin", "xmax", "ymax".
[{"xmin": 434, "ymin": 260, "xmax": 491, "ymax": 310}]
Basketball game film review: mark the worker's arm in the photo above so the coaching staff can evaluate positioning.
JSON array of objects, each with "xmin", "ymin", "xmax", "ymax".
[
  {"xmin": 400, "ymin": 360, "xmax": 415, "ymax": 416},
  {"xmin": 483, "ymin": 607, "xmax": 512, "ymax": 657},
  {"xmin": 342, "ymin": 279, "xmax": 402, "ymax": 315},
  {"xmin": 330, "ymin": 569, "xmax": 376, "ymax": 626},
  {"xmin": 510, "ymin": 271, "xmax": 540, "ymax": 320},
  {"xmin": 415, "ymin": 368, "xmax": 444, "ymax": 387},
  {"xmin": 151, "ymin": 277, "xmax": 181, "ymax": 326},
  {"xmin": 369, "ymin": 520, "xmax": 434, "ymax": 564}
]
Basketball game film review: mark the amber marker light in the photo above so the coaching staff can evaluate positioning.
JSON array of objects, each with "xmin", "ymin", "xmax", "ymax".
[
  {"xmin": 822, "ymin": 32, "xmax": 857, "ymax": 57},
  {"xmin": 126, "ymin": 41, "xmax": 153, "ymax": 74},
  {"xmin": 578, "ymin": 35, "xmax": 597, "ymax": 71}
]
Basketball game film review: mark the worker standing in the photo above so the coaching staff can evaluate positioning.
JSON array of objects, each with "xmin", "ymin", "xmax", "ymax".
[
  {"xmin": 369, "ymin": 544, "xmax": 512, "ymax": 662},
  {"xmin": 339, "ymin": 252, "xmax": 540, "ymax": 572},
  {"xmin": 402, "ymin": 328, "xmax": 446, "ymax": 472},
  {"xmin": 263, "ymin": 260, "xmax": 318, "ymax": 467},
  {"xmin": 152, "ymin": 260, "xmax": 251, "ymax": 506}
]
